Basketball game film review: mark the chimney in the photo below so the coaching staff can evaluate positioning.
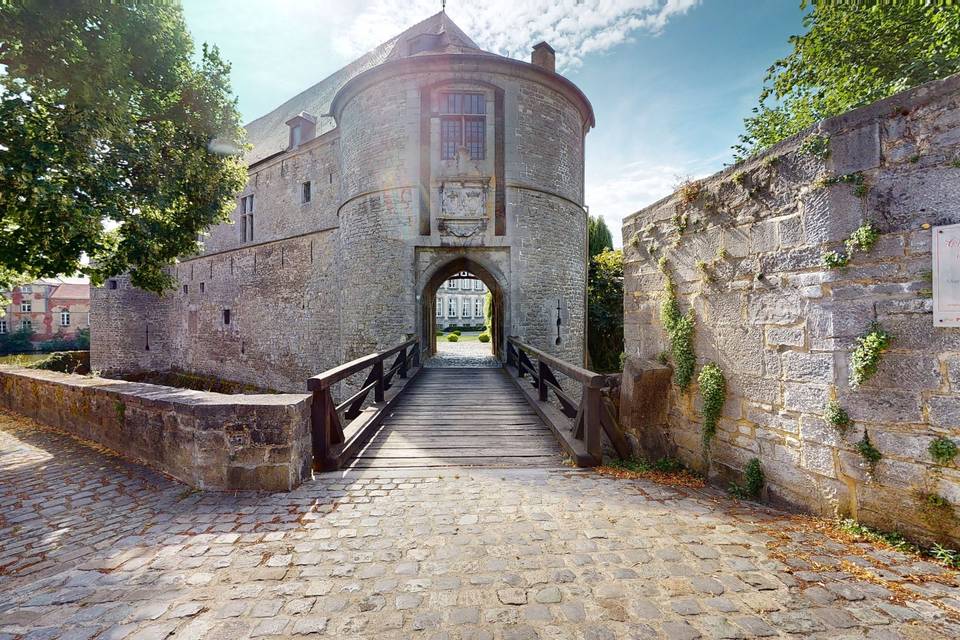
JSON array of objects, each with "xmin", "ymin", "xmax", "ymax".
[{"xmin": 531, "ymin": 41, "xmax": 555, "ymax": 73}]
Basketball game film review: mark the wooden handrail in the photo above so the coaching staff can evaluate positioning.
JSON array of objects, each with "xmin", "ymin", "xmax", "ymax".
[
  {"xmin": 309, "ymin": 336, "xmax": 421, "ymax": 471},
  {"xmin": 505, "ymin": 336, "xmax": 625, "ymax": 466}
]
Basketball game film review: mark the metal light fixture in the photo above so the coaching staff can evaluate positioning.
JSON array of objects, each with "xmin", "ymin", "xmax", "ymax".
[{"xmin": 555, "ymin": 299, "xmax": 562, "ymax": 345}]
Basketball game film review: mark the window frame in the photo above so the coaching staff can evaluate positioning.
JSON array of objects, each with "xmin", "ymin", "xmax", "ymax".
[
  {"xmin": 60, "ymin": 311, "xmax": 70, "ymax": 327},
  {"xmin": 20, "ymin": 301, "xmax": 31, "ymax": 313},
  {"xmin": 21, "ymin": 319, "xmax": 31, "ymax": 330},
  {"xmin": 302, "ymin": 181, "xmax": 312, "ymax": 204},
  {"xmin": 439, "ymin": 92, "xmax": 486, "ymax": 161},
  {"xmin": 447, "ymin": 297, "xmax": 457, "ymax": 317},
  {"xmin": 0, "ymin": 320, "xmax": 6, "ymax": 334}
]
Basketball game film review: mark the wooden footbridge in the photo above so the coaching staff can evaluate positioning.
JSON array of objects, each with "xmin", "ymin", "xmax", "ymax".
[{"xmin": 308, "ymin": 337, "xmax": 629, "ymax": 472}]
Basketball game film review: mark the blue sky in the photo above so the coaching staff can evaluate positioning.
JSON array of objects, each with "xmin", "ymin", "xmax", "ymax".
[{"xmin": 182, "ymin": 1, "xmax": 805, "ymax": 245}]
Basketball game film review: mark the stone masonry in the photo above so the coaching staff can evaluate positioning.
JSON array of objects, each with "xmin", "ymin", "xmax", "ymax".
[
  {"xmin": 622, "ymin": 74, "xmax": 960, "ymax": 545},
  {"xmin": 91, "ymin": 12, "xmax": 593, "ymax": 392},
  {"xmin": 0, "ymin": 368, "xmax": 311, "ymax": 491}
]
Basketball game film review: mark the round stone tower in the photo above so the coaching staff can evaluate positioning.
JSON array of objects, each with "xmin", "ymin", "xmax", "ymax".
[{"xmin": 331, "ymin": 26, "xmax": 595, "ymax": 365}]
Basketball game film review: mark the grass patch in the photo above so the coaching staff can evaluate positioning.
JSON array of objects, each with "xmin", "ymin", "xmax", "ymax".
[{"xmin": 596, "ymin": 457, "xmax": 705, "ymax": 488}]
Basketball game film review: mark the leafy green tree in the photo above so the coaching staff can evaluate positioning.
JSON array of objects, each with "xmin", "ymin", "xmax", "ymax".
[
  {"xmin": 735, "ymin": 3, "xmax": 960, "ymax": 159},
  {"xmin": 588, "ymin": 215, "xmax": 613, "ymax": 259},
  {"xmin": 0, "ymin": 0, "xmax": 247, "ymax": 294},
  {"xmin": 587, "ymin": 249, "xmax": 623, "ymax": 373}
]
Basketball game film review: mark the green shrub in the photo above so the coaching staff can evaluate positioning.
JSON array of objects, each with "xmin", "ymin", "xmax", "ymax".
[
  {"xmin": 27, "ymin": 351, "xmax": 90, "ymax": 375},
  {"xmin": 849, "ymin": 322, "xmax": 892, "ymax": 388},
  {"xmin": 730, "ymin": 458, "xmax": 764, "ymax": 500},
  {"xmin": 855, "ymin": 430, "xmax": 882, "ymax": 472},
  {"xmin": 478, "ymin": 333, "xmax": 490, "ymax": 343},
  {"xmin": 845, "ymin": 222, "xmax": 880, "ymax": 254},
  {"xmin": 446, "ymin": 334, "xmax": 459, "ymax": 342},
  {"xmin": 929, "ymin": 436, "xmax": 958, "ymax": 465}
]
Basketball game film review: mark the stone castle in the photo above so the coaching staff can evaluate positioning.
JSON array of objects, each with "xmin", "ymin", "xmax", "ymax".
[{"xmin": 91, "ymin": 13, "xmax": 594, "ymax": 391}]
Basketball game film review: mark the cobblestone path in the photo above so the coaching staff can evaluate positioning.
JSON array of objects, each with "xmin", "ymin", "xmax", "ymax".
[{"xmin": 1, "ymin": 411, "xmax": 959, "ymax": 639}]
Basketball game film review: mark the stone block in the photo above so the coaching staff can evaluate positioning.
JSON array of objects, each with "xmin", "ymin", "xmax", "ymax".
[
  {"xmin": 783, "ymin": 383, "xmax": 829, "ymax": 414},
  {"xmin": 765, "ymin": 327, "xmax": 804, "ymax": 348},
  {"xmin": 800, "ymin": 442, "xmax": 837, "ymax": 478},
  {"xmin": 929, "ymin": 395, "xmax": 960, "ymax": 428},
  {"xmin": 778, "ymin": 215, "xmax": 804, "ymax": 248},
  {"xmin": 828, "ymin": 123, "xmax": 881, "ymax": 175},
  {"xmin": 781, "ymin": 351, "xmax": 834, "ymax": 384},
  {"xmin": 836, "ymin": 388, "xmax": 922, "ymax": 424},
  {"xmin": 746, "ymin": 291, "xmax": 804, "ymax": 326}
]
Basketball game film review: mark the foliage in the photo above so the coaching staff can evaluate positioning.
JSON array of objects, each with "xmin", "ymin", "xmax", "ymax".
[
  {"xmin": 27, "ymin": 350, "xmax": 89, "ymax": 374},
  {"xmin": 598, "ymin": 456, "xmax": 705, "ymax": 487},
  {"xmin": 445, "ymin": 334, "xmax": 459, "ymax": 342},
  {"xmin": 659, "ymin": 265, "xmax": 696, "ymax": 389},
  {"xmin": 735, "ymin": 5, "xmax": 960, "ymax": 159},
  {"xmin": 849, "ymin": 322, "xmax": 892, "ymax": 388},
  {"xmin": 821, "ymin": 250, "xmax": 850, "ymax": 269},
  {"xmin": 799, "ymin": 134, "xmax": 831, "ymax": 158},
  {"xmin": 855, "ymin": 430, "xmax": 882, "ymax": 472},
  {"xmin": 0, "ymin": 1, "xmax": 247, "ymax": 293},
  {"xmin": 478, "ymin": 333, "xmax": 490, "ymax": 343},
  {"xmin": 483, "ymin": 291, "xmax": 493, "ymax": 332},
  {"xmin": 0, "ymin": 326, "xmax": 34, "ymax": 354},
  {"xmin": 836, "ymin": 518, "xmax": 960, "ymax": 569},
  {"xmin": 75, "ymin": 327, "xmax": 90, "ymax": 350},
  {"xmin": 825, "ymin": 400, "xmax": 851, "ymax": 432},
  {"xmin": 732, "ymin": 171, "xmax": 746, "ymax": 186},
  {"xmin": 588, "ymin": 215, "xmax": 614, "ymax": 259},
  {"xmin": 587, "ymin": 249, "xmax": 624, "ymax": 373},
  {"xmin": 929, "ymin": 436, "xmax": 958, "ymax": 465},
  {"xmin": 677, "ymin": 180, "xmax": 702, "ymax": 205},
  {"xmin": 730, "ymin": 458, "xmax": 764, "ymax": 500},
  {"xmin": 845, "ymin": 222, "xmax": 880, "ymax": 254},
  {"xmin": 698, "ymin": 362, "xmax": 726, "ymax": 445},
  {"xmin": 817, "ymin": 172, "xmax": 867, "ymax": 197}
]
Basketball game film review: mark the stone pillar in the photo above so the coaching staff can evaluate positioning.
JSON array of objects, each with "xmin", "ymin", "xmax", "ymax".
[{"xmin": 619, "ymin": 356, "xmax": 674, "ymax": 460}]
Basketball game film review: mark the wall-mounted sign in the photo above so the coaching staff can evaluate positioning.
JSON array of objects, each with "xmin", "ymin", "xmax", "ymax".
[{"xmin": 933, "ymin": 223, "xmax": 960, "ymax": 327}]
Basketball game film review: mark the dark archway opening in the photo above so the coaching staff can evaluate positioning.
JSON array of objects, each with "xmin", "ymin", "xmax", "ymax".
[{"xmin": 421, "ymin": 257, "xmax": 505, "ymax": 365}]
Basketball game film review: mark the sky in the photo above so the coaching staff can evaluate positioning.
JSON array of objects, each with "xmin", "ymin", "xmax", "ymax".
[{"xmin": 182, "ymin": 0, "xmax": 806, "ymax": 246}]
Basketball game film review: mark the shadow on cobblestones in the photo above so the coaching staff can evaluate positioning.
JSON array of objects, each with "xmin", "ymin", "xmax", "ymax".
[{"xmin": 1, "ymin": 410, "xmax": 959, "ymax": 639}]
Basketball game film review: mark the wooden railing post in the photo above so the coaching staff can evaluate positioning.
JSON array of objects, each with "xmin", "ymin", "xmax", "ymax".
[
  {"xmin": 537, "ymin": 360, "xmax": 549, "ymax": 402},
  {"xmin": 583, "ymin": 385, "xmax": 603, "ymax": 463},
  {"xmin": 310, "ymin": 384, "xmax": 332, "ymax": 470},
  {"xmin": 399, "ymin": 345, "xmax": 408, "ymax": 379},
  {"xmin": 373, "ymin": 359, "xmax": 385, "ymax": 403}
]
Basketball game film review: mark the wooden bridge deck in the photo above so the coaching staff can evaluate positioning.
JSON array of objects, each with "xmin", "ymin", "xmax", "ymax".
[{"xmin": 345, "ymin": 368, "xmax": 565, "ymax": 470}]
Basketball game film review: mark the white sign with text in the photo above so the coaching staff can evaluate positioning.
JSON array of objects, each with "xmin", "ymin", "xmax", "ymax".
[{"xmin": 933, "ymin": 223, "xmax": 960, "ymax": 327}]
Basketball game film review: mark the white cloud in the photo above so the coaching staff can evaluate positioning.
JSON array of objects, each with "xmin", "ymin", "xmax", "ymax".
[
  {"xmin": 330, "ymin": 0, "xmax": 701, "ymax": 70},
  {"xmin": 586, "ymin": 161, "xmax": 680, "ymax": 247}
]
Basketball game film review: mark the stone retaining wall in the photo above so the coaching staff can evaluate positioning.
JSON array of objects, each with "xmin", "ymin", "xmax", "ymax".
[
  {"xmin": 622, "ymin": 74, "xmax": 960, "ymax": 545},
  {"xmin": 0, "ymin": 368, "xmax": 312, "ymax": 491}
]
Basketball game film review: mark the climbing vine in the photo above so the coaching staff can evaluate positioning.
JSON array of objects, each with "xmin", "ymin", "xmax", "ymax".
[
  {"xmin": 849, "ymin": 322, "xmax": 892, "ymax": 388},
  {"xmin": 659, "ymin": 260, "xmax": 696, "ymax": 390},
  {"xmin": 825, "ymin": 400, "xmax": 851, "ymax": 433},
  {"xmin": 698, "ymin": 362, "xmax": 726, "ymax": 445},
  {"xmin": 929, "ymin": 436, "xmax": 958, "ymax": 465}
]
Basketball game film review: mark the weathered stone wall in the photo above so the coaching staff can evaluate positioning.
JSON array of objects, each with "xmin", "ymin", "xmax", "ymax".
[
  {"xmin": 622, "ymin": 74, "xmax": 960, "ymax": 544},
  {"xmin": 0, "ymin": 368, "xmax": 311, "ymax": 491},
  {"xmin": 92, "ymin": 230, "xmax": 341, "ymax": 393}
]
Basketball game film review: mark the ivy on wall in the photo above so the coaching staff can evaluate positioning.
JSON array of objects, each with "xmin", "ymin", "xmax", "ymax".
[
  {"xmin": 698, "ymin": 362, "xmax": 726, "ymax": 445},
  {"xmin": 849, "ymin": 322, "xmax": 893, "ymax": 388},
  {"xmin": 659, "ymin": 259, "xmax": 696, "ymax": 390}
]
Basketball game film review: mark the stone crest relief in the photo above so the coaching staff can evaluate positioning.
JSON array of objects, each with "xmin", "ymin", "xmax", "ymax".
[{"xmin": 437, "ymin": 179, "xmax": 489, "ymax": 238}]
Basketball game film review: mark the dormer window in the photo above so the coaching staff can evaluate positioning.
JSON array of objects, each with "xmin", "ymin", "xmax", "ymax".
[
  {"xmin": 286, "ymin": 112, "xmax": 317, "ymax": 150},
  {"xmin": 409, "ymin": 33, "xmax": 442, "ymax": 55},
  {"xmin": 440, "ymin": 93, "xmax": 485, "ymax": 160}
]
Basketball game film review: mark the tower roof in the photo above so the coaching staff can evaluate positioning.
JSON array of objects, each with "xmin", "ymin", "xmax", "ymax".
[{"xmin": 243, "ymin": 12, "xmax": 496, "ymax": 165}]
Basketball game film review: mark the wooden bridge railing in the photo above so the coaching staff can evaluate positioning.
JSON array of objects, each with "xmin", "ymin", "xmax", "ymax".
[
  {"xmin": 308, "ymin": 336, "xmax": 421, "ymax": 471},
  {"xmin": 505, "ymin": 336, "xmax": 628, "ymax": 466}
]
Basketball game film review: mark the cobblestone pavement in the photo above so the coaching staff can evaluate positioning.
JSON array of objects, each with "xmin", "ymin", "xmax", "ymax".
[
  {"xmin": 2, "ymin": 412, "xmax": 960, "ymax": 639},
  {"xmin": 426, "ymin": 340, "xmax": 500, "ymax": 368}
]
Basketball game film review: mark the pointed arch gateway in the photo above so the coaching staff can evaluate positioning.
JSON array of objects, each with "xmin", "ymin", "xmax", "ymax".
[{"xmin": 419, "ymin": 254, "xmax": 506, "ymax": 362}]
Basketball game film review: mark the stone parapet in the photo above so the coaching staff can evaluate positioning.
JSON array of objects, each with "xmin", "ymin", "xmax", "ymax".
[{"xmin": 0, "ymin": 368, "xmax": 312, "ymax": 491}]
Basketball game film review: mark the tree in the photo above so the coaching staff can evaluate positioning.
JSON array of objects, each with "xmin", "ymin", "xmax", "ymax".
[
  {"xmin": 588, "ymin": 215, "xmax": 613, "ymax": 259},
  {"xmin": 735, "ymin": 3, "xmax": 960, "ymax": 159},
  {"xmin": 0, "ymin": 326, "xmax": 34, "ymax": 355},
  {"xmin": 587, "ymin": 248, "xmax": 623, "ymax": 373},
  {"xmin": 0, "ymin": 1, "xmax": 247, "ymax": 294}
]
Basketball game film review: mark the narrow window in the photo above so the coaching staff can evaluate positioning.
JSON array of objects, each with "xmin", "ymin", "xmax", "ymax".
[
  {"xmin": 474, "ymin": 298, "xmax": 482, "ymax": 316},
  {"xmin": 0, "ymin": 320, "xmax": 6, "ymax": 334},
  {"xmin": 20, "ymin": 301, "xmax": 31, "ymax": 313},
  {"xmin": 199, "ymin": 282, "xmax": 205, "ymax": 294},
  {"xmin": 21, "ymin": 319, "xmax": 31, "ymax": 330},
  {"xmin": 436, "ymin": 296, "xmax": 443, "ymax": 317},
  {"xmin": 223, "ymin": 309, "xmax": 231, "ymax": 325},
  {"xmin": 60, "ymin": 311, "xmax": 70, "ymax": 327},
  {"xmin": 182, "ymin": 284, "xmax": 188, "ymax": 294},
  {"xmin": 462, "ymin": 298, "xmax": 470, "ymax": 317},
  {"xmin": 448, "ymin": 298, "xmax": 457, "ymax": 317},
  {"xmin": 440, "ymin": 92, "xmax": 486, "ymax": 160},
  {"xmin": 240, "ymin": 195, "xmax": 255, "ymax": 243},
  {"xmin": 107, "ymin": 279, "xmax": 118, "ymax": 290},
  {"xmin": 291, "ymin": 124, "xmax": 302, "ymax": 147},
  {"xmin": 302, "ymin": 181, "xmax": 312, "ymax": 204},
  {"xmin": 248, "ymin": 214, "xmax": 254, "ymax": 242}
]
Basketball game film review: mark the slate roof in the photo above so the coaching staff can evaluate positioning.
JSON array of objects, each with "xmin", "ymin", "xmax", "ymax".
[{"xmin": 243, "ymin": 12, "xmax": 495, "ymax": 166}]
